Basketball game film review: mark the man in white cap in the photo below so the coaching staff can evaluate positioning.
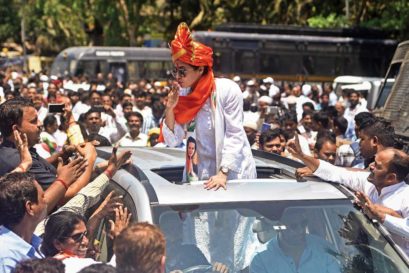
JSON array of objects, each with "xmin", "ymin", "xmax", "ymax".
[
  {"xmin": 263, "ymin": 77, "xmax": 280, "ymax": 98},
  {"xmin": 243, "ymin": 79, "xmax": 259, "ymax": 105},
  {"xmin": 295, "ymin": 84, "xmax": 316, "ymax": 122},
  {"xmin": 243, "ymin": 120, "xmax": 258, "ymax": 149}
]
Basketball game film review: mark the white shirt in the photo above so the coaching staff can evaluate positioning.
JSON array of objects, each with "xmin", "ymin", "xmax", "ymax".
[
  {"xmin": 163, "ymin": 78, "xmax": 256, "ymax": 180},
  {"xmin": 37, "ymin": 106, "xmax": 48, "ymax": 122},
  {"xmin": 314, "ymin": 160, "xmax": 409, "ymax": 255},
  {"xmin": 117, "ymin": 132, "xmax": 148, "ymax": 147}
]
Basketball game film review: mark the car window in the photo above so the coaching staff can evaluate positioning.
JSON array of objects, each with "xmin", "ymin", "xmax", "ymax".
[
  {"xmin": 155, "ymin": 201, "xmax": 408, "ymax": 273},
  {"xmin": 91, "ymin": 180, "xmax": 138, "ymax": 262}
]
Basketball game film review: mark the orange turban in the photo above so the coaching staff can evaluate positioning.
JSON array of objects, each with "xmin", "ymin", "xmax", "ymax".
[
  {"xmin": 170, "ymin": 22, "xmax": 215, "ymax": 125},
  {"xmin": 171, "ymin": 22, "xmax": 213, "ymax": 68}
]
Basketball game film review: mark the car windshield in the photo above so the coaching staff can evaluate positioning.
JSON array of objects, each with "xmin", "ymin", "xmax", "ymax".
[{"xmin": 154, "ymin": 200, "xmax": 408, "ymax": 273}]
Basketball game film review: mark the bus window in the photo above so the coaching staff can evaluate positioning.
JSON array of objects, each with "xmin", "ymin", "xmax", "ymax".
[
  {"xmin": 138, "ymin": 61, "xmax": 170, "ymax": 79},
  {"xmin": 76, "ymin": 60, "xmax": 108, "ymax": 77},
  {"xmin": 260, "ymin": 53, "xmax": 280, "ymax": 73},
  {"xmin": 109, "ymin": 62, "xmax": 127, "ymax": 84},
  {"xmin": 52, "ymin": 58, "xmax": 70, "ymax": 76},
  {"xmin": 127, "ymin": 61, "xmax": 139, "ymax": 81},
  {"xmin": 214, "ymin": 50, "xmax": 231, "ymax": 73},
  {"xmin": 234, "ymin": 50, "xmax": 256, "ymax": 74}
]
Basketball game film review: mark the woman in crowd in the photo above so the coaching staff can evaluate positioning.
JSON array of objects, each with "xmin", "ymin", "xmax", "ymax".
[
  {"xmin": 162, "ymin": 22, "xmax": 256, "ymax": 190},
  {"xmin": 41, "ymin": 207, "xmax": 130, "ymax": 273}
]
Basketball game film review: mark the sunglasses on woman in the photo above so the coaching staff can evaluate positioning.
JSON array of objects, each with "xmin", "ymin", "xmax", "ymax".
[
  {"xmin": 171, "ymin": 67, "xmax": 188, "ymax": 78},
  {"xmin": 65, "ymin": 230, "xmax": 88, "ymax": 243}
]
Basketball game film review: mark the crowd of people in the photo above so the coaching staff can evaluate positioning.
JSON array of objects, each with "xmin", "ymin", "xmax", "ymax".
[{"xmin": 1, "ymin": 21, "xmax": 409, "ymax": 273}]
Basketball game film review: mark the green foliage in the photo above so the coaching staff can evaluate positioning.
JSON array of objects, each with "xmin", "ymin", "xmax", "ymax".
[
  {"xmin": 307, "ymin": 13, "xmax": 349, "ymax": 28},
  {"xmin": 1, "ymin": 0, "xmax": 408, "ymax": 56},
  {"xmin": 0, "ymin": 0, "xmax": 20, "ymax": 43}
]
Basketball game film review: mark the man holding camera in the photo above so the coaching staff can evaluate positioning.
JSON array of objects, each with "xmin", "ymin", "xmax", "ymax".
[{"xmin": 0, "ymin": 97, "xmax": 95, "ymax": 206}]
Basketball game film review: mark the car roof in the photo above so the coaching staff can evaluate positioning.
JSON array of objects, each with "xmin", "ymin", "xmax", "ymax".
[{"xmin": 97, "ymin": 147, "xmax": 349, "ymax": 205}]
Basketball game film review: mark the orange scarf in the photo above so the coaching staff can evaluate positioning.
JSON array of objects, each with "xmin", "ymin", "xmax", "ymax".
[{"xmin": 174, "ymin": 70, "xmax": 215, "ymax": 124}]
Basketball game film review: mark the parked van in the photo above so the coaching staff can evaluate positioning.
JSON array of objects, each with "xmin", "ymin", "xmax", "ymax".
[
  {"xmin": 370, "ymin": 40, "xmax": 409, "ymax": 150},
  {"xmin": 50, "ymin": 47, "xmax": 172, "ymax": 83},
  {"xmin": 373, "ymin": 40, "xmax": 409, "ymax": 114},
  {"xmin": 333, "ymin": 75, "xmax": 383, "ymax": 110}
]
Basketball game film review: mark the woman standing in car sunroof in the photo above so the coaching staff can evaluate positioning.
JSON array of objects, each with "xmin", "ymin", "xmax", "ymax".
[{"xmin": 162, "ymin": 22, "xmax": 256, "ymax": 190}]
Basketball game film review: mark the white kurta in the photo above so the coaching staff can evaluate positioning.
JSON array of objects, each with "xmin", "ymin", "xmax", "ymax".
[
  {"xmin": 163, "ymin": 78, "xmax": 258, "ymax": 270},
  {"xmin": 163, "ymin": 78, "xmax": 256, "ymax": 180}
]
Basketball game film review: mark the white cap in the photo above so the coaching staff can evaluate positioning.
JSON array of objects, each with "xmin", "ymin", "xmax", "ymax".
[
  {"xmin": 40, "ymin": 75, "xmax": 49, "ymax": 82},
  {"xmin": 233, "ymin": 75, "xmax": 241, "ymax": 82},
  {"xmin": 246, "ymin": 80, "xmax": 255, "ymax": 86},
  {"xmin": 258, "ymin": 95, "xmax": 273, "ymax": 105},
  {"xmin": 50, "ymin": 75, "xmax": 58, "ymax": 81},
  {"xmin": 302, "ymin": 84, "xmax": 312, "ymax": 96},
  {"xmin": 260, "ymin": 85, "xmax": 267, "ymax": 91},
  {"xmin": 263, "ymin": 77, "xmax": 274, "ymax": 84},
  {"xmin": 243, "ymin": 121, "xmax": 258, "ymax": 131}
]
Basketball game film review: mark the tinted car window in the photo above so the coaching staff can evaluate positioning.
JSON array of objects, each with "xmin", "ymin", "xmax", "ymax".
[{"xmin": 154, "ymin": 200, "xmax": 408, "ymax": 273}]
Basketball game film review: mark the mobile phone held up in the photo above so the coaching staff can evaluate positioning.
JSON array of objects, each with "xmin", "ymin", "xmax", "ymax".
[{"xmin": 48, "ymin": 103, "xmax": 65, "ymax": 113}]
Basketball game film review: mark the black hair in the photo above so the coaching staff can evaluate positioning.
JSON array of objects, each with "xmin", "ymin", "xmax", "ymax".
[
  {"xmin": 333, "ymin": 116, "xmax": 348, "ymax": 135},
  {"xmin": 346, "ymin": 89, "xmax": 360, "ymax": 97},
  {"xmin": 283, "ymin": 111, "xmax": 298, "ymax": 124},
  {"xmin": 87, "ymin": 133, "xmax": 112, "ymax": 146},
  {"xmin": 78, "ymin": 264, "xmax": 116, "ymax": 273},
  {"xmin": 132, "ymin": 90, "xmax": 147, "ymax": 98},
  {"xmin": 361, "ymin": 118, "xmax": 395, "ymax": 148},
  {"xmin": 14, "ymin": 258, "xmax": 65, "ymax": 273},
  {"xmin": 0, "ymin": 172, "xmax": 38, "ymax": 227},
  {"xmin": 43, "ymin": 115, "xmax": 58, "ymax": 129},
  {"xmin": 0, "ymin": 96, "xmax": 34, "ymax": 137},
  {"xmin": 84, "ymin": 107, "xmax": 102, "ymax": 119},
  {"xmin": 125, "ymin": 111, "xmax": 144, "ymax": 126},
  {"xmin": 313, "ymin": 111, "xmax": 331, "ymax": 129},
  {"xmin": 354, "ymin": 112, "xmax": 374, "ymax": 127},
  {"xmin": 302, "ymin": 102, "xmax": 315, "ymax": 111},
  {"xmin": 41, "ymin": 211, "xmax": 87, "ymax": 257},
  {"xmin": 314, "ymin": 130, "xmax": 336, "ymax": 152},
  {"xmin": 88, "ymin": 90, "xmax": 101, "ymax": 99},
  {"xmin": 259, "ymin": 128, "xmax": 282, "ymax": 147},
  {"xmin": 122, "ymin": 101, "xmax": 134, "ymax": 109}
]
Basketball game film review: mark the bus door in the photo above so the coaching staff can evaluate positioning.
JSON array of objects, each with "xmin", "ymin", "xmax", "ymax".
[{"xmin": 109, "ymin": 62, "xmax": 127, "ymax": 84}]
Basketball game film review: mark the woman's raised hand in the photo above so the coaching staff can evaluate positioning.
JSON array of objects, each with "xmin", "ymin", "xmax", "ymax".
[{"xmin": 166, "ymin": 82, "xmax": 180, "ymax": 109}]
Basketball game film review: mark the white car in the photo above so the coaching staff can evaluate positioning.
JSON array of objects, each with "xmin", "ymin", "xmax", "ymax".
[{"xmin": 94, "ymin": 147, "xmax": 409, "ymax": 273}]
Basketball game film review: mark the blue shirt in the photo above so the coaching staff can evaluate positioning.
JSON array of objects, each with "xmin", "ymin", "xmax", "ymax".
[
  {"xmin": 0, "ymin": 226, "xmax": 43, "ymax": 273},
  {"xmin": 250, "ymin": 235, "xmax": 340, "ymax": 273}
]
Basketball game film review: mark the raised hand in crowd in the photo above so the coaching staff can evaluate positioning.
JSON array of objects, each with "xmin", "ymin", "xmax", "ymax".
[
  {"xmin": 109, "ymin": 205, "xmax": 132, "ymax": 239},
  {"xmin": 76, "ymin": 142, "xmax": 97, "ymax": 161},
  {"xmin": 87, "ymin": 190, "xmax": 124, "ymax": 258},
  {"xmin": 287, "ymin": 133, "xmax": 304, "ymax": 159},
  {"xmin": 355, "ymin": 191, "xmax": 402, "ymax": 222},
  {"xmin": 11, "ymin": 128, "xmax": 32, "ymax": 173},
  {"xmin": 287, "ymin": 133, "xmax": 320, "ymax": 173},
  {"xmin": 94, "ymin": 144, "xmax": 132, "ymax": 176},
  {"xmin": 56, "ymin": 156, "xmax": 88, "ymax": 187}
]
